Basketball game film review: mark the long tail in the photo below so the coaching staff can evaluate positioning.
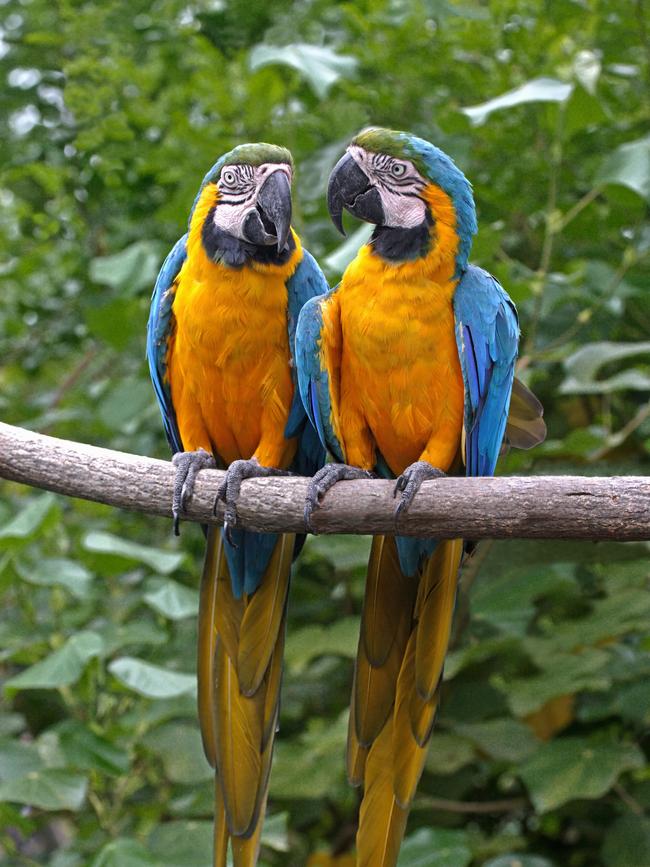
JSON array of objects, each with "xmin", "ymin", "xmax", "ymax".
[
  {"xmin": 352, "ymin": 535, "xmax": 463, "ymax": 867},
  {"xmin": 197, "ymin": 527, "xmax": 293, "ymax": 867}
]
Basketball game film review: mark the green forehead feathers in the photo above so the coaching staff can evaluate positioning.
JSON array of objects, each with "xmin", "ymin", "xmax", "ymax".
[
  {"xmin": 222, "ymin": 142, "xmax": 294, "ymax": 170},
  {"xmin": 352, "ymin": 127, "xmax": 428, "ymax": 176}
]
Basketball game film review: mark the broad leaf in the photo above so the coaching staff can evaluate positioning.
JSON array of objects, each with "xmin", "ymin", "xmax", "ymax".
[
  {"xmin": 456, "ymin": 718, "xmax": 540, "ymax": 763},
  {"xmin": 144, "ymin": 723, "xmax": 211, "ymax": 783},
  {"xmin": 90, "ymin": 838, "xmax": 157, "ymax": 867},
  {"xmin": 597, "ymin": 136, "xmax": 650, "ymax": 203},
  {"xmin": 90, "ymin": 240, "xmax": 163, "ymax": 292},
  {"xmin": 108, "ymin": 657, "xmax": 196, "ymax": 699},
  {"xmin": 0, "ymin": 493, "xmax": 57, "ymax": 543},
  {"xmin": 143, "ymin": 578, "xmax": 199, "ymax": 620},
  {"xmin": 462, "ymin": 78, "xmax": 572, "ymax": 125},
  {"xmin": 16, "ymin": 557, "xmax": 93, "ymax": 598},
  {"xmin": 397, "ymin": 827, "xmax": 472, "ymax": 867},
  {"xmin": 0, "ymin": 768, "xmax": 87, "ymax": 811},
  {"xmin": 602, "ymin": 815, "xmax": 650, "ymax": 867},
  {"xmin": 4, "ymin": 631, "xmax": 104, "ymax": 691},
  {"xmin": 323, "ymin": 223, "xmax": 374, "ymax": 274},
  {"xmin": 560, "ymin": 341, "xmax": 650, "ymax": 395},
  {"xmin": 519, "ymin": 736, "xmax": 644, "ymax": 812},
  {"xmin": 250, "ymin": 43, "xmax": 357, "ymax": 98},
  {"xmin": 83, "ymin": 531, "xmax": 184, "ymax": 574},
  {"xmin": 285, "ymin": 617, "xmax": 359, "ymax": 673}
]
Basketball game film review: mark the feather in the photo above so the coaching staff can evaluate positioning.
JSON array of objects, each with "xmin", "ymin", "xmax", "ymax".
[
  {"xmin": 362, "ymin": 536, "xmax": 406, "ymax": 667},
  {"xmin": 414, "ymin": 539, "xmax": 462, "ymax": 701},
  {"xmin": 356, "ymin": 718, "xmax": 409, "ymax": 867},
  {"xmin": 197, "ymin": 527, "xmax": 220, "ymax": 767},
  {"xmin": 238, "ymin": 533, "xmax": 294, "ymax": 696},
  {"xmin": 214, "ymin": 541, "xmax": 245, "ymax": 665},
  {"xmin": 213, "ymin": 776, "xmax": 229, "ymax": 867},
  {"xmin": 231, "ymin": 790, "xmax": 267, "ymax": 867},
  {"xmin": 506, "ymin": 376, "xmax": 547, "ymax": 449},
  {"xmin": 261, "ymin": 612, "xmax": 286, "ymax": 751},
  {"xmin": 214, "ymin": 637, "xmax": 265, "ymax": 837},
  {"xmin": 346, "ymin": 682, "xmax": 368, "ymax": 787},
  {"xmin": 392, "ymin": 632, "xmax": 435, "ymax": 808},
  {"xmin": 355, "ymin": 536, "xmax": 415, "ymax": 747}
]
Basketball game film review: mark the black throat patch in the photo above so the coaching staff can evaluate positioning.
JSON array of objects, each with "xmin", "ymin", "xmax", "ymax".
[
  {"xmin": 201, "ymin": 207, "xmax": 296, "ymax": 268},
  {"xmin": 370, "ymin": 212, "xmax": 433, "ymax": 263}
]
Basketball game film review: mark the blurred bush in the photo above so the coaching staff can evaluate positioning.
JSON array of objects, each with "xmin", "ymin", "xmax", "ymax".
[{"xmin": 0, "ymin": 0, "xmax": 649, "ymax": 864}]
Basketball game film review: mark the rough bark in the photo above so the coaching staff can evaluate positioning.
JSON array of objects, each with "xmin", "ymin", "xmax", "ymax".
[{"xmin": 0, "ymin": 421, "xmax": 648, "ymax": 540}]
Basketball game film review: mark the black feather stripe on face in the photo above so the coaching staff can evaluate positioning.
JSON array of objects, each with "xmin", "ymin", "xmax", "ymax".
[{"xmin": 201, "ymin": 206, "xmax": 296, "ymax": 268}]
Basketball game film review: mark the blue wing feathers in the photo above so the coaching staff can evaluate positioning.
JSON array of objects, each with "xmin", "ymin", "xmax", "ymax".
[
  {"xmin": 454, "ymin": 264, "xmax": 518, "ymax": 479},
  {"xmin": 147, "ymin": 235, "xmax": 187, "ymax": 455}
]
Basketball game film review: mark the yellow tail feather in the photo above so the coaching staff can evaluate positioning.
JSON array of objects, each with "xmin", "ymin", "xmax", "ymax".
[
  {"xmin": 356, "ymin": 718, "xmax": 408, "ymax": 867},
  {"xmin": 197, "ymin": 531, "xmax": 294, "ymax": 865},
  {"xmin": 238, "ymin": 533, "xmax": 293, "ymax": 695},
  {"xmin": 414, "ymin": 539, "xmax": 463, "ymax": 701},
  {"xmin": 354, "ymin": 537, "xmax": 463, "ymax": 867}
]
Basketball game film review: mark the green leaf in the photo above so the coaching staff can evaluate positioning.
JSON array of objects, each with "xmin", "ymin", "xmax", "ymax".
[
  {"xmin": 98, "ymin": 377, "xmax": 155, "ymax": 432},
  {"xmin": 0, "ymin": 768, "xmax": 87, "ymax": 811},
  {"xmin": 144, "ymin": 578, "xmax": 199, "ymax": 620},
  {"xmin": 85, "ymin": 298, "xmax": 142, "ymax": 351},
  {"xmin": 0, "ymin": 738, "xmax": 43, "ymax": 782},
  {"xmin": 596, "ymin": 136, "xmax": 650, "ymax": 203},
  {"xmin": 462, "ymin": 78, "xmax": 572, "ymax": 125},
  {"xmin": 484, "ymin": 857, "xmax": 556, "ymax": 867},
  {"xmin": 305, "ymin": 534, "xmax": 372, "ymax": 571},
  {"xmin": 560, "ymin": 341, "xmax": 650, "ymax": 394},
  {"xmin": 90, "ymin": 240, "xmax": 163, "ymax": 292},
  {"xmin": 519, "ymin": 736, "xmax": 644, "ymax": 812},
  {"xmin": 55, "ymin": 721, "xmax": 130, "ymax": 775},
  {"xmin": 144, "ymin": 722, "xmax": 211, "ymax": 783},
  {"xmin": 602, "ymin": 815, "xmax": 650, "ymax": 867},
  {"xmin": 496, "ymin": 648, "xmax": 611, "ymax": 716},
  {"xmin": 456, "ymin": 718, "xmax": 540, "ymax": 763},
  {"xmin": 285, "ymin": 617, "xmax": 359, "ymax": 673},
  {"xmin": 148, "ymin": 820, "xmax": 213, "ymax": 867},
  {"xmin": 90, "ymin": 838, "xmax": 157, "ymax": 867},
  {"xmin": 249, "ymin": 43, "xmax": 357, "ymax": 98},
  {"xmin": 83, "ymin": 531, "xmax": 184, "ymax": 574},
  {"xmin": 262, "ymin": 811, "xmax": 290, "ymax": 853},
  {"xmin": 0, "ymin": 493, "xmax": 57, "ymax": 543},
  {"xmin": 425, "ymin": 733, "xmax": 476, "ymax": 775},
  {"xmin": 108, "ymin": 656, "xmax": 196, "ymax": 699},
  {"xmin": 4, "ymin": 631, "xmax": 104, "ymax": 691},
  {"xmin": 16, "ymin": 557, "xmax": 93, "ymax": 598},
  {"xmin": 398, "ymin": 827, "xmax": 472, "ymax": 867},
  {"xmin": 271, "ymin": 713, "xmax": 347, "ymax": 799}
]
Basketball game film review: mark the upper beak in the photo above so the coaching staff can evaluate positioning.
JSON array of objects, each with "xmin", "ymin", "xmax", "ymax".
[
  {"xmin": 327, "ymin": 152, "xmax": 385, "ymax": 236},
  {"xmin": 256, "ymin": 169, "xmax": 292, "ymax": 253}
]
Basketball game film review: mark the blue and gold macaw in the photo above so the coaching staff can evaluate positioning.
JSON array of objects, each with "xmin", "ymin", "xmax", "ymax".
[
  {"xmin": 147, "ymin": 143, "xmax": 327, "ymax": 866},
  {"xmin": 296, "ymin": 128, "xmax": 545, "ymax": 865}
]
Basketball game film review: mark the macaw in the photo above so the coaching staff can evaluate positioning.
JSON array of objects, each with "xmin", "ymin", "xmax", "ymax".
[
  {"xmin": 296, "ymin": 128, "xmax": 545, "ymax": 865},
  {"xmin": 147, "ymin": 143, "xmax": 327, "ymax": 867}
]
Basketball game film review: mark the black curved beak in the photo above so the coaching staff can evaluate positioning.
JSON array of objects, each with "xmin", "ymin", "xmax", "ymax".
[
  {"xmin": 327, "ymin": 152, "xmax": 385, "ymax": 236},
  {"xmin": 256, "ymin": 169, "xmax": 292, "ymax": 253}
]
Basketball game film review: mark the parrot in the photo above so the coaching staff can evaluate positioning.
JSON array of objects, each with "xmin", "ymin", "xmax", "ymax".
[
  {"xmin": 146, "ymin": 142, "xmax": 327, "ymax": 867},
  {"xmin": 295, "ymin": 127, "xmax": 545, "ymax": 866}
]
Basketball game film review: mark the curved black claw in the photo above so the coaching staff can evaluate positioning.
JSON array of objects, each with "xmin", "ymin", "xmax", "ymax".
[
  {"xmin": 171, "ymin": 449, "xmax": 216, "ymax": 536},
  {"xmin": 214, "ymin": 458, "xmax": 293, "ymax": 543},
  {"xmin": 304, "ymin": 463, "xmax": 375, "ymax": 533},
  {"xmin": 394, "ymin": 461, "xmax": 446, "ymax": 525}
]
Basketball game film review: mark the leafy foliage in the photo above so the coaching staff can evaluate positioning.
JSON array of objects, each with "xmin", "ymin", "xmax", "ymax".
[{"xmin": 1, "ymin": 0, "xmax": 649, "ymax": 864}]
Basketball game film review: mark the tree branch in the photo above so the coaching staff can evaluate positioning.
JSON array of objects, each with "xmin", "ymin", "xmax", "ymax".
[{"xmin": 0, "ymin": 421, "xmax": 649, "ymax": 540}]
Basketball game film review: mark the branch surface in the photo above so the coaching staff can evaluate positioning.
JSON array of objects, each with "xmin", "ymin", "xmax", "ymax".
[{"xmin": 1, "ymin": 422, "xmax": 648, "ymax": 540}]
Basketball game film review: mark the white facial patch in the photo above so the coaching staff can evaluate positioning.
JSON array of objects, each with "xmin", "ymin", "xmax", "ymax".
[
  {"xmin": 348, "ymin": 145, "xmax": 427, "ymax": 229},
  {"xmin": 211, "ymin": 162, "xmax": 292, "ymax": 240}
]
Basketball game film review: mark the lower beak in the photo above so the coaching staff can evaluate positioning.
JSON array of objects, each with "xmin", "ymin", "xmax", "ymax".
[
  {"xmin": 242, "ymin": 170, "xmax": 292, "ymax": 253},
  {"xmin": 327, "ymin": 152, "xmax": 385, "ymax": 236}
]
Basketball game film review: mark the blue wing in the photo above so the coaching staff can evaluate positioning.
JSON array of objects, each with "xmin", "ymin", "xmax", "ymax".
[
  {"xmin": 146, "ymin": 235, "xmax": 187, "ymax": 455},
  {"xmin": 285, "ymin": 249, "xmax": 330, "ymax": 476},
  {"xmin": 295, "ymin": 285, "xmax": 346, "ymax": 464},
  {"xmin": 453, "ymin": 264, "xmax": 519, "ymax": 478}
]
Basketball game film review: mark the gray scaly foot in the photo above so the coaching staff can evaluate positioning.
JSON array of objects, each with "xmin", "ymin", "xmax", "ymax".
[
  {"xmin": 304, "ymin": 463, "xmax": 375, "ymax": 532},
  {"xmin": 393, "ymin": 460, "xmax": 446, "ymax": 524},
  {"xmin": 171, "ymin": 449, "xmax": 216, "ymax": 535},
  {"xmin": 214, "ymin": 458, "xmax": 293, "ymax": 543}
]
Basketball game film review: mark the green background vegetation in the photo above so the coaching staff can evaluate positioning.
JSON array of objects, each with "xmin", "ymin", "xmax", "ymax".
[{"xmin": 1, "ymin": 0, "xmax": 649, "ymax": 864}]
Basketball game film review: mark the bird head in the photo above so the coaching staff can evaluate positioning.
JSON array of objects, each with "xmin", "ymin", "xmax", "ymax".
[
  {"xmin": 327, "ymin": 127, "xmax": 477, "ymax": 271},
  {"xmin": 191, "ymin": 143, "xmax": 294, "ymax": 265}
]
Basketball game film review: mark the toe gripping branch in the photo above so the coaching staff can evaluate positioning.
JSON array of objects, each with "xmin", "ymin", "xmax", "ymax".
[
  {"xmin": 171, "ymin": 449, "xmax": 217, "ymax": 535},
  {"xmin": 304, "ymin": 463, "xmax": 376, "ymax": 532},
  {"xmin": 214, "ymin": 458, "xmax": 293, "ymax": 544},
  {"xmin": 393, "ymin": 460, "xmax": 446, "ymax": 524}
]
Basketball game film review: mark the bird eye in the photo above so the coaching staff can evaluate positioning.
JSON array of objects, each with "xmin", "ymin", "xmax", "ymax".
[
  {"xmin": 391, "ymin": 162, "xmax": 407, "ymax": 177},
  {"xmin": 222, "ymin": 170, "xmax": 237, "ymax": 186}
]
